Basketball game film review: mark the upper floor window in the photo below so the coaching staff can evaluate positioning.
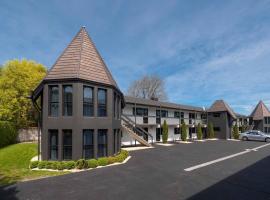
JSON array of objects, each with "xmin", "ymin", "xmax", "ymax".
[
  {"xmin": 264, "ymin": 117, "xmax": 270, "ymax": 124},
  {"xmin": 181, "ymin": 112, "xmax": 184, "ymax": 119},
  {"xmin": 133, "ymin": 107, "xmax": 148, "ymax": 116},
  {"xmin": 201, "ymin": 113, "xmax": 207, "ymax": 119},
  {"xmin": 174, "ymin": 111, "xmax": 180, "ymax": 118},
  {"xmin": 83, "ymin": 86, "xmax": 94, "ymax": 117},
  {"xmin": 117, "ymin": 96, "xmax": 120, "ymax": 119},
  {"xmin": 49, "ymin": 86, "xmax": 59, "ymax": 117},
  {"xmin": 213, "ymin": 113, "xmax": 221, "ymax": 118},
  {"xmin": 98, "ymin": 89, "xmax": 107, "ymax": 117},
  {"xmin": 113, "ymin": 93, "xmax": 117, "ymax": 118},
  {"xmin": 189, "ymin": 113, "xmax": 195, "ymax": 119},
  {"xmin": 63, "ymin": 85, "xmax": 72, "ymax": 116},
  {"xmin": 156, "ymin": 110, "xmax": 168, "ymax": 118}
]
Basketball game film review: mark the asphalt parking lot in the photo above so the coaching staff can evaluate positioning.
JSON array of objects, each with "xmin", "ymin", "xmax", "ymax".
[{"xmin": 1, "ymin": 140, "xmax": 270, "ymax": 200}]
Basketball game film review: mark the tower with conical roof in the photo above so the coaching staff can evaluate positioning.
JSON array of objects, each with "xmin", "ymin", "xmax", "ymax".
[
  {"xmin": 207, "ymin": 100, "xmax": 237, "ymax": 139},
  {"xmin": 249, "ymin": 100, "xmax": 270, "ymax": 132},
  {"xmin": 32, "ymin": 27, "xmax": 124, "ymax": 161}
]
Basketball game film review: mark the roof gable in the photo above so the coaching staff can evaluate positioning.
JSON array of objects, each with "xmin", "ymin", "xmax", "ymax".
[
  {"xmin": 250, "ymin": 100, "xmax": 270, "ymax": 120},
  {"xmin": 207, "ymin": 100, "xmax": 237, "ymax": 119},
  {"xmin": 45, "ymin": 27, "xmax": 118, "ymax": 88}
]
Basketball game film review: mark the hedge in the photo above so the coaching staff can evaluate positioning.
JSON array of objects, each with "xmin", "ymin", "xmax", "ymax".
[
  {"xmin": 0, "ymin": 121, "xmax": 18, "ymax": 148},
  {"xmin": 30, "ymin": 150, "xmax": 129, "ymax": 170}
]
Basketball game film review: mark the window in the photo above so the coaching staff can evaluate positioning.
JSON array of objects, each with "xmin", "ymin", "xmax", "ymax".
[
  {"xmin": 98, "ymin": 129, "xmax": 107, "ymax": 157},
  {"xmin": 156, "ymin": 110, "xmax": 168, "ymax": 118},
  {"xmin": 98, "ymin": 89, "xmax": 107, "ymax": 117},
  {"xmin": 156, "ymin": 117, "xmax": 161, "ymax": 124},
  {"xmin": 49, "ymin": 130, "xmax": 58, "ymax": 160},
  {"xmin": 265, "ymin": 117, "xmax": 270, "ymax": 124},
  {"xmin": 174, "ymin": 128, "xmax": 180, "ymax": 135},
  {"xmin": 63, "ymin": 85, "xmax": 73, "ymax": 116},
  {"xmin": 83, "ymin": 130, "xmax": 94, "ymax": 159},
  {"xmin": 113, "ymin": 129, "xmax": 121, "ymax": 154},
  {"xmin": 201, "ymin": 113, "xmax": 207, "ymax": 119},
  {"xmin": 83, "ymin": 86, "xmax": 94, "ymax": 116},
  {"xmin": 113, "ymin": 93, "xmax": 116, "ymax": 118},
  {"xmin": 113, "ymin": 129, "xmax": 117, "ymax": 154},
  {"xmin": 264, "ymin": 127, "xmax": 268, "ymax": 133},
  {"xmin": 49, "ymin": 86, "xmax": 59, "ymax": 117},
  {"xmin": 213, "ymin": 127, "xmax": 220, "ymax": 132},
  {"xmin": 118, "ymin": 130, "xmax": 121, "ymax": 152},
  {"xmin": 117, "ymin": 96, "xmax": 120, "ymax": 119},
  {"xmin": 213, "ymin": 113, "xmax": 221, "ymax": 117},
  {"xmin": 143, "ymin": 117, "xmax": 148, "ymax": 124},
  {"xmin": 174, "ymin": 111, "xmax": 180, "ymax": 118},
  {"xmin": 63, "ymin": 130, "xmax": 72, "ymax": 160},
  {"xmin": 189, "ymin": 113, "xmax": 195, "ymax": 119},
  {"xmin": 133, "ymin": 108, "xmax": 148, "ymax": 116}
]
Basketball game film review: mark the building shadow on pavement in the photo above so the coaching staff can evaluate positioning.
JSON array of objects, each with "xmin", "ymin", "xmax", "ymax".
[{"xmin": 188, "ymin": 155, "xmax": 270, "ymax": 200}]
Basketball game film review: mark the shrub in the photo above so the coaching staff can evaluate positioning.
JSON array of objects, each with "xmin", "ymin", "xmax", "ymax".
[
  {"xmin": 181, "ymin": 122, "xmax": 187, "ymax": 141},
  {"xmin": 65, "ymin": 161, "xmax": 76, "ymax": 170},
  {"xmin": 38, "ymin": 161, "xmax": 47, "ymax": 169},
  {"xmin": 97, "ymin": 157, "xmax": 109, "ymax": 166},
  {"xmin": 162, "ymin": 120, "xmax": 169, "ymax": 143},
  {"xmin": 208, "ymin": 122, "xmax": 215, "ymax": 138},
  {"xmin": 108, "ymin": 156, "xmax": 117, "ymax": 164},
  {"xmin": 120, "ymin": 150, "xmax": 129, "ymax": 157},
  {"xmin": 233, "ymin": 124, "xmax": 239, "ymax": 139},
  {"xmin": 30, "ymin": 161, "xmax": 39, "ymax": 169},
  {"xmin": 51, "ymin": 162, "xmax": 58, "ymax": 170},
  {"xmin": 76, "ymin": 159, "xmax": 88, "ymax": 169},
  {"xmin": 57, "ymin": 162, "xmax": 65, "ymax": 170},
  {"xmin": 197, "ymin": 123, "xmax": 203, "ymax": 140},
  {"xmin": 88, "ymin": 159, "xmax": 98, "ymax": 168},
  {"xmin": 0, "ymin": 121, "xmax": 18, "ymax": 148},
  {"xmin": 45, "ymin": 161, "xmax": 54, "ymax": 169}
]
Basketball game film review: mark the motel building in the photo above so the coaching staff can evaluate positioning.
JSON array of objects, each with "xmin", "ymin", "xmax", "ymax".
[{"xmin": 32, "ymin": 27, "xmax": 270, "ymax": 160}]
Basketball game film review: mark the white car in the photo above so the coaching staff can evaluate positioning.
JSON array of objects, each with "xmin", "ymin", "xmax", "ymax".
[{"xmin": 239, "ymin": 130, "xmax": 270, "ymax": 142}]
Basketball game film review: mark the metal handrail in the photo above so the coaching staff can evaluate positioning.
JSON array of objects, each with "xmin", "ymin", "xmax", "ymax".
[{"xmin": 121, "ymin": 114, "xmax": 153, "ymax": 144}]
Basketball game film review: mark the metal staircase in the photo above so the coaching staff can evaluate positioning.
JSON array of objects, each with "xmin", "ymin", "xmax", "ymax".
[{"xmin": 121, "ymin": 114, "xmax": 153, "ymax": 147}]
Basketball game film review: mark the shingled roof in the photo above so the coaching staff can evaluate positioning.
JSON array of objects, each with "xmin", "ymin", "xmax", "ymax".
[
  {"xmin": 45, "ymin": 26, "xmax": 118, "ymax": 88},
  {"xmin": 250, "ymin": 100, "xmax": 270, "ymax": 120},
  {"xmin": 207, "ymin": 100, "xmax": 237, "ymax": 119},
  {"xmin": 124, "ymin": 96, "xmax": 204, "ymax": 112}
]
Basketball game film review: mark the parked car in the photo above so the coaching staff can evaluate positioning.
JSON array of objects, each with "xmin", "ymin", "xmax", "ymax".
[{"xmin": 240, "ymin": 130, "xmax": 270, "ymax": 142}]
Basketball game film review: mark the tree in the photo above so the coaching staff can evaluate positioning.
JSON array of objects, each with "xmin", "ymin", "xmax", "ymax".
[
  {"xmin": 181, "ymin": 122, "xmax": 187, "ymax": 141},
  {"xmin": 0, "ymin": 59, "xmax": 46, "ymax": 128},
  {"xmin": 233, "ymin": 124, "xmax": 239, "ymax": 139},
  {"xmin": 162, "ymin": 120, "xmax": 168, "ymax": 143},
  {"xmin": 197, "ymin": 123, "xmax": 203, "ymax": 140},
  {"xmin": 208, "ymin": 122, "xmax": 215, "ymax": 138},
  {"xmin": 127, "ymin": 75, "xmax": 167, "ymax": 101}
]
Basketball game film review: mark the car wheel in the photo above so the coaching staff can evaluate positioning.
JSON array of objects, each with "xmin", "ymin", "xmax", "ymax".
[
  {"xmin": 242, "ymin": 136, "xmax": 248, "ymax": 141},
  {"xmin": 265, "ymin": 138, "xmax": 270, "ymax": 143}
]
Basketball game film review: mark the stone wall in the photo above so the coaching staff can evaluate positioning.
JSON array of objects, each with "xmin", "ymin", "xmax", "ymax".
[{"xmin": 17, "ymin": 127, "xmax": 38, "ymax": 142}]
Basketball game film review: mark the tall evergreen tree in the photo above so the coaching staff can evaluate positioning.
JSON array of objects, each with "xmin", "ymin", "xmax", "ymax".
[
  {"xmin": 208, "ymin": 122, "xmax": 215, "ymax": 138},
  {"xmin": 162, "ymin": 120, "xmax": 168, "ymax": 143},
  {"xmin": 197, "ymin": 123, "xmax": 203, "ymax": 140},
  {"xmin": 233, "ymin": 124, "xmax": 239, "ymax": 139},
  {"xmin": 181, "ymin": 122, "xmax": 187, "ymax": 141}
]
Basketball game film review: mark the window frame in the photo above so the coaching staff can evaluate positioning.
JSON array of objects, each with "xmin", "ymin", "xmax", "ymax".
[
  {"xmin": 49, "ymin": 130, "xmax": 58, "ymax": 160},
  {"xmin": 98, "ymin": 129, "xmax": 108, "ymax": 157},
  {"xmin": 48, "ymin": 85, "xmax": 59, "ymax": 117},
  {"xmin": 97, "ymin": 88, "xmax": 107, "ymax": 117},
  {"xmin": 82, "ymin": 129, "xmax": 94, "ymax": 159},
  {"xmin": 83, "ymin": 86, "xmax": 94, "ymax": 117},
  {"xmin": 63, "ymin": 130, "xmax": 72, "ymax": 160},
  {"xmin": 63, "ymin": 85, "xmax": 73, "ymax": 116}
]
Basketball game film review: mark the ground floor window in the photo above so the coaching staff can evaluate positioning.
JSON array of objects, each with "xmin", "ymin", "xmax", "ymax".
[
  {"xmin": 63, "ymin": 130, "xmax": 72, "ymax": 160},
  {"xmin": 98, "ymin": 129, "xmax": 107, "ymax": 157},
  {"xmin": 174, "ymin": 128, "xmax": 180, "ymax": 135},
  {"xmin": 49, "ymin": 130, "xmax": 58, "ymax": 160},
  {"xmin": 113, "ymin": 129, "xmax": 117, "ymax": 154},
  {"xmin": 213, "ymin": 127, "xmax": 221, "ymax": 132},
  {"xmin": 83, "ymin": 129, "xmax": 94, "ymax": 159}
]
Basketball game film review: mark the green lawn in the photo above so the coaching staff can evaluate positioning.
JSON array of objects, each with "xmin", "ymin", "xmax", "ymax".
[{"xmin": 0, "ymin": 143, "xmax": 69, "ymax": 186}]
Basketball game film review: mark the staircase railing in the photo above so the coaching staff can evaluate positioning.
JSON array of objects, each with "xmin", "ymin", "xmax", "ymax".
[{"xmin": 121, "ymin": 114, "xmax": 153, "ymax": 144}]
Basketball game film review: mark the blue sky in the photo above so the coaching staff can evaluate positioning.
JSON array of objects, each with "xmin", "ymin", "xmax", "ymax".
[{"xmin": 0, "ymin": 0, "xmax": 270, "ymax": 114}]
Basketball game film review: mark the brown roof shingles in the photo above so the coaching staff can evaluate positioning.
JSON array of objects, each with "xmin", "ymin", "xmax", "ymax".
[
  {"xmin": 45, "ymin": 27, "xmax": 118, "ymax": 88},
  {"xmin": 207, "ymin": 100, "xmax": 237, "ymax": 119},
  {"xmin": 250, "ymin": 100, "xmax": 270, "ymax": 120}
]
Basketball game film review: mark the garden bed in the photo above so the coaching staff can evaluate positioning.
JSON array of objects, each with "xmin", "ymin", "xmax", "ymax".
[{"xmin": 30, "ymin": 150, "xmax": 130, "ymax": 172}]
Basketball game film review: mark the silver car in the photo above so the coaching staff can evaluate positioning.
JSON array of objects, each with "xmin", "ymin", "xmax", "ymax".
[{"xmin": 240, "ymin": 130, "xmax": 270, "ymax": 142}]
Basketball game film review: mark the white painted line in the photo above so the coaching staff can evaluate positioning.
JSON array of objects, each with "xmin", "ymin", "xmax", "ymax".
[{"xmin": 184, "ymin": 143, "xmax": 270, "ymax": 172}]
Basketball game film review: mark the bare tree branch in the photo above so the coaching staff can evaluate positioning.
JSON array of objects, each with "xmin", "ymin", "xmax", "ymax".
[{"xmin": 127, "ymin": 75, "xmax": 167, "ymax": 101}]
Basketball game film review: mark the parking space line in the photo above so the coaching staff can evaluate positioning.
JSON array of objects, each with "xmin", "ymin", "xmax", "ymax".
[{"xmin": 184, "ymin": 143, "xmax": 270, "ymax": 172}]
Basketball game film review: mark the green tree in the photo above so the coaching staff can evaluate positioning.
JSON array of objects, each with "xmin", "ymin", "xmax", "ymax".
[
  {"xmin": 233, "ymin": 124, "xmax": 239, "ymax": 139},
  {"xmin": 181, "ymin": 122, "xmax": 187, "ymax": 141},
  {"xmin": 0, "ymin": 59, "xmax": 46, "ymax": 128},
  {"xmin": 162, "ymin": 120, "xmax": 168, "ymax": 143},
  {"xmin": 208, "ymin": 122, "xmax": 215, "ymax": 138},
  {"xmin": 197, "ymin": 123, "xmax": 203, "ymax": 140}
]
